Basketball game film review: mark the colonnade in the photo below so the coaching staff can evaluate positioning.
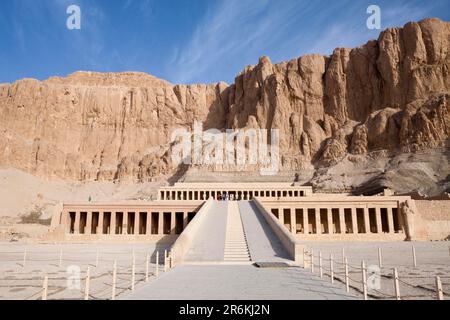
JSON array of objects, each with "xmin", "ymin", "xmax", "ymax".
[
  {"xmin": 159, "ymin": 188, "xmax": 309, "ymax": 201},
  {"xmin": 64, "ymin": 210, "xmax": 197, "ymax": 236},
  {"xmin": 268, "ymin": 205, "xmax": 403, "ymax": 235}
]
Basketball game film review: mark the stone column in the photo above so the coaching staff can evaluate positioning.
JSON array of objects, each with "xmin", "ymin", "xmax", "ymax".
[
  {"xmin": 145, "ymin": 212, "xmax": 151, "ymax": 235},
  {"xmin": 171, "ymin": 212, "xmax": 176, "ymax": 235},
  {"xmin": 122, "ymin": 212, "xmax": 128, "ymax": 234},
  {"xmin": 327, "ymin": 208, "xmax": 333, "ymax": 234},
  {"xmin": 64, "ymin": 210, "xmax": 71, "ymax": 234},
  {"xmin": 363, "ymin": 207, "xmax": 370, "ymax": 233},
  {"xmin": 158, "ymin": 212, "xmax": 164, "ymax": 235},
  {"xmin": 86, "ymin": 212, "xmax": 92, "ymax": 235},
  {"xmin": 339, "ymin": 208, "xmax": 346, "ymax": 234},
  {"xmin": 387, "ymin": 207, "xmax": 395, "ymax": 233},
  {"xmin": 97, "ymin": 212, "xmax": 104, "ymax": 235},
  {"xmin": 279, "ymin": 207, "xmax": 285, "ymax": 227},
  {"xmin": 134, "ymin": 211, "xmax": 140, "ymax": 235},
  {"xmin": 183, "ymin": 212, "xmax": 188, "ymax": 230},
  {"xmin": 375, "ymin": 207, "xmax": 382, "ymax": 233},
  {"xmin": 74, "ymin": 212, "xmax": 81, "ymax": 234},
  {"xmin": 303, "ymin": 209, "xmax": 309, "ymax": 234},
  {"xmin": 110, "ymin": 212, "xmax": 116, "ymax": 235},
  {"xmin": 351, "ymin": 208, "xmax": 358, "ymax": 234},
  {"xmin": 290, "ymin": 207, "xmax": 296, "ymax": 234},
  {"xmin": 315, "ymin": 208, "xmax": 321, "ymax": 234}
]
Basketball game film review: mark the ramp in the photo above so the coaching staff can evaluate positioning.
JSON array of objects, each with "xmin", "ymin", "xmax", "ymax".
[
  {"xmin": 181, "ymin": 200, "xmax": 292, "ymax": 264},
  {"xmin": 183, "ymin": 202, "xmax": 228, "ymax": 262},
  {"xmin": 238, "ymin": 201, "xmax": 291, "ymax": 263}
]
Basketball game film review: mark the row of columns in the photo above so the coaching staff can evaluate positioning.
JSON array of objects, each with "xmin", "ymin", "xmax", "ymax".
[
  {"xmin": 66, "ymin": 210, "xmax": 195, "ymax": 236},
  {"xmin": 273, "ymin": 206, "xmax": 400, "ymax": 235},
  {"xmin": 160, "ymin": 189, "xmax": 307, "ymax": 201}
]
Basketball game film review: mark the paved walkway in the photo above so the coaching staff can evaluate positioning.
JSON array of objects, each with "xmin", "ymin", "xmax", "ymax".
[
  {"xmin": 184, "ymin": 202, "xmax": 228, "ymax": 262},
  {"xmin": 122, "ymin": 265, "xmax": 358, "ymax": 300},
  {"xmin": 239, "ymin": 201, "xmax": 291, "ymax": 263}
]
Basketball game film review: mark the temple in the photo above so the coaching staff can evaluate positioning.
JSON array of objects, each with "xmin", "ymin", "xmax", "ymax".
[{"xmin": 45, "ymin": 182, "xmax": 423, "ymax": 247}]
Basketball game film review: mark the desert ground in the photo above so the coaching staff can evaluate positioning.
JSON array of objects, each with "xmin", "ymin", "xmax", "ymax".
[{"xmin": 0, "ymin": 241, "xmax": 448, "ymax": 300}]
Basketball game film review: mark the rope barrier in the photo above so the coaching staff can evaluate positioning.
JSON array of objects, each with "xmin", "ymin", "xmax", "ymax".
[
  {"xmin": 369, "ymin": 288, "xmax": 396, "ymax": 298},
  {"xmin": 23, "ymin": 288, "xmax": 44, "ymax": 300}
]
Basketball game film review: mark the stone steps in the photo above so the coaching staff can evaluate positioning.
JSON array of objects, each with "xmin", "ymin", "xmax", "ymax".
[{"xmin": 224, "ymin": 202, "xmax": 251, "ymax": 263}]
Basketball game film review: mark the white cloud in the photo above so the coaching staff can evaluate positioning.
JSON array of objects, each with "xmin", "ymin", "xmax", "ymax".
[
  {"xmin": 166, "ymin": 0, "xmax": 310, "ymax": 84},
  {"xmin": 305, "ymin": 2, "xmax": 435, "ymax": 57}
]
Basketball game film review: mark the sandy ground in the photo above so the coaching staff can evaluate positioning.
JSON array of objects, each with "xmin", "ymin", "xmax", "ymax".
[
  {"xmin": 304, "ymin": 241, "xmax": 450, "ymax": 300},
  {"xmin": 0, "ymin": 242, "xmax": 448, "ymax": 300},
  {"xmin": 0, "ymin": 243, "xmax": 171, "ymax": 300},
  {"xmin": 0, "ymin": 168, "xmax": 165, "ymax": 221}
]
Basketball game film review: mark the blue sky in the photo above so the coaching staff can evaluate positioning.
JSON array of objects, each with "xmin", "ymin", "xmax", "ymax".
[{"xmin": 0, "ymin": 0, "xmax": 449, "ymax": 85}]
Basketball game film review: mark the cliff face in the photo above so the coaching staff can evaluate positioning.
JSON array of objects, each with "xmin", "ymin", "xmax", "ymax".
[
  {"xmin": 0, "ymin": 18, "xmax": 449, "ymax": 184},
  {"xmin": 0, "ymin": 72, "xmax": 229, "ymax": 181}
]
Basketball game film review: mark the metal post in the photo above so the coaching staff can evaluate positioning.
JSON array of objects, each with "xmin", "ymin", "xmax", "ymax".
[
  {"xmin": 345, "ymin": 258, "xmax": 349, "ymax": 293},
  {"xmin": 378, "ymin": 247, "xmax": 382, "ymax": 268},
  {"xmin": 145, "ymin": 253, "xmax": 150, "ymax": 282},
  {"xmin": 111, "ymin": 260, "xmax": 117, "ymax": 300},
  {"xmin": 342, "ymin": 247, "xmax": 345, "ymax": 264},
  {"xmin": 330, "ymin": 253, "xmax": 334, "ymax": 284},
  {"xmin": 394, "ymin": 268, "xmax": 401, "ymax": 300},
  {"xmin": 412, "ymin": 245, "xmax": 417, "ymax": 267},
  {"xmin": 131, "ymin": 254, "xmax": 135, "ymax": 291},
  {"xmin": 42, "ymin": 276, "xmax": 48, "ymax": 300},
  {"xmin": 164, "ymin": 250, "xmax": 167, "ymax": 272},
  {"xmin": 362, "ymin": 261, "xmax": 368, "ymax": 300},
  {"xmin": 303, "ymin": 248, "xmax": 306, "ymax": 269},
  {"xmin": 319, "ymin": 252, "xmax": 323, "ymax": 278},
  {"xmin": 436, "ymin": 276, "xmax": 444, "ymax": 300},
  {"xmin": 155, "ymin": 251, "xmax": 159, "ymax": 277},
  {"xmin": 84, "ymin": 267, "xmax": 90, "ymax": 300}
]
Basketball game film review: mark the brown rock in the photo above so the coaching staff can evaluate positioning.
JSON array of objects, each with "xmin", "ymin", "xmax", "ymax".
[{"xmin": 0, "ymin": 18, "xmax": 449, "ymax": 181}]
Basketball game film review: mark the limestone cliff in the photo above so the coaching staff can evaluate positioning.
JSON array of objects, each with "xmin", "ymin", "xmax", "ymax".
[{"xmin": 0, "ymin": 18, "xmax": 449, "ymax": 190}]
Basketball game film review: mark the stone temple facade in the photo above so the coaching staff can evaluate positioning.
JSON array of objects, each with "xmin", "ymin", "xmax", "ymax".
[{"xmin": 44, "ymin": 182, "xmax": 444, "ymax": 249}]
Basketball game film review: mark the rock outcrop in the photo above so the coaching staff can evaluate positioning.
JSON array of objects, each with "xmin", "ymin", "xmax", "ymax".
[{"xmin": 0, "ymin": 18, "xmax": 449, "ymax": 184}]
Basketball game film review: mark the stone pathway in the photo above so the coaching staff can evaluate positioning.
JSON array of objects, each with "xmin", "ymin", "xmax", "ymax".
[
  {"xmin": 183, "ymin": 202, "xmax": 228, "ymax": 262},
  {"xmin": 122, "ymin": 265, "xmax": 358, "ymax": 300}
]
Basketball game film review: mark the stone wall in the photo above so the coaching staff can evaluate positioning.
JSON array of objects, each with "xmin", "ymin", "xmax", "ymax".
[{"xmin": 415, "ymin": 200, "xmax": 450, "ymax": 240}]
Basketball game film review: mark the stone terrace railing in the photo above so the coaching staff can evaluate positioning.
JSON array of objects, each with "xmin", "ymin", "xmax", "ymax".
[
  {"xmin": 170, "ymin": 198, "xmax": 215, "ymax": 266},
  {"xmin": 253, "ymin": 198, "xmax": 305, "ymax": 264}
]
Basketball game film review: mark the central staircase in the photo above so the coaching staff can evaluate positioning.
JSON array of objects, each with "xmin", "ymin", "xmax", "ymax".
[{"xmin": 224, "ymin": 202, "xmax": 251, "ymax": 263}]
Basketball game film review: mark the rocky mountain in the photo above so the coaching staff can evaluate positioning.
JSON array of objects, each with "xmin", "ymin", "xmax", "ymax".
[{"xmin": 0, "ymin": 18, "xmax": 449, "ymax": 195}]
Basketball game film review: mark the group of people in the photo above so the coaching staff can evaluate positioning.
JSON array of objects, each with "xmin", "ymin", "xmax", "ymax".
[{"xmin": 216, "ymin": 192, "xmax": 236, "ymax": 201}]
